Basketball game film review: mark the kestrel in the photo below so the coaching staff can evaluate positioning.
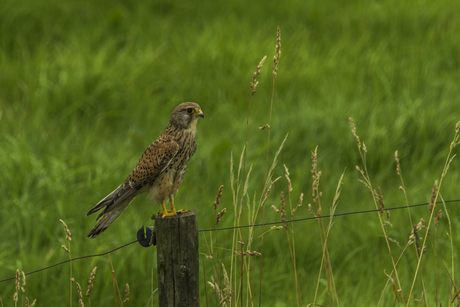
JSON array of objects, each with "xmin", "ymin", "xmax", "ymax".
[{"xmin": 86, "ymin": 102, "xmax": 204, "ymax": 238}]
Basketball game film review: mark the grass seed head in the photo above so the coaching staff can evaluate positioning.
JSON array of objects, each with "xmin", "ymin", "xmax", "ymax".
[
  {"xmin": 123, "ymin": 283, "xmax": 130, "ymax": 303},
  {"xmin": 216, "ymin": 208, "xmax": 226, "ymax": 225},
  {"xmin": 435, "ymin": 209, "xmax": 442, "ymax": 227},
  {"xmin": 62, "ymin": 245, "xmax": 70, "ymax": 254},
  {"xmin": 418, "ymin": 218, "xmax": 426, "ymax": 230},
  {"xmin": 273, "ymin": 26, "xmax": 281, "ymax": 78},
  {"xmin": 208, "ymin": 276, "xmax": 227, "ymax": 306},
  {"xmin": 283, "ymin": 164, "xmax": 292, "ymax": 193},
  {"xmin": 86, "ymin": 267, "xmax": 97, "ymax": 297},
  {"xmin": 429, "ymin": 180, "xmax": 438, "ymax": 213},
  {"xmin": 15, "ymin": 269, "xmax": 20, "ymax": 292},
  {"xmin": 213, "ymin": 185, "xmax": 224, "ymax": 210},
  {"xmin": 317, "ymin": 207, "xmax": 322, "ymax": 216},
  {"xmin": 413, "ymin": 225, "xmax": 421, "ymax": 256},
  {"xmin": 349, "ymin": 117, "xmax": 361, "ymax": 150},
  {"xmin": 59, "ymin": 219, "xmax": 72, "ymax": 242},
  {"xmin": 250, "ymin": 56, "xmax": 267, "ymax": 95},
  {"xmin": 310, "ymin": 147, "xmax": 323, "ymax": 208},
  {"xmin": 76, "ymin": 282, "xmax": 84, "ymax": 307},
  {"xmin": 291, "ymin": 193, "xmax": 304, "ymax": 218},
  {"xmin": 395, "ymin": 151, "xmax": 401, "ymax": 176},
  {"xmin": 27, "ymin": 298, "xmax": 36, "ymax": 307},
  {"xmin": 378, "ymin": 187, "xmax": 385, "ymax": 216},
  {"xmin": 280, "ymin": 191, "xmax": 287, "ymax": 229},
  {"xmin": 221, "ymin": 264, "xmax": 232, "ymax": 305}
]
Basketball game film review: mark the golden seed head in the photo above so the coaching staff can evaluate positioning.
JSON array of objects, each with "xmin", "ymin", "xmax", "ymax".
[
  {"xmin": 420, "ymin": 218, "xmax": 426, "ymax": 229},
  {"xmin": 273, "ymin": 26, "xmax": 281, "ymax": 78},
  {"xmin": 86, "ymin": 267, "xmax": 97, "ymax": 297},
  {"xmin": 349, "ymin": 117, "xmax": 361, "ymax": 150},
  {"xmin": 76, "ymin": 282, "xmax": 82, "ymax": 297},
  {"xmin": 59, "ymin": 219, "xmax": 72, "ymax": 240},
  {"xmin": 90, "ymin": 267, "xmax": 97, "ymax": 280},
  {"xmin": 283, "ymin": 164, "xmax": 293, "ymax": 193},
  {"xmin": 15, "ymin": 269, "xmax": 20, "ymax": 291},
  {"xmin": 62, "ymin": 245, "xmax": 70, "ymax": 254},
  {"xmin": 222, "ymin": 264, "xmax": 231, "ymax": 298},
  {"xmin": 395, "ymin": 151, "xmax": 401, "ymax": 175},
  {"xmin": 76, "ymin": 282, "xmax": 84, "ymax": 307},
  {"xmin": 250, "ymin": 56, "xmax": 267, "ymax": 95}
]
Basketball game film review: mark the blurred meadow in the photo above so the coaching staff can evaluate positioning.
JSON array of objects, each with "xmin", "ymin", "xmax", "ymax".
[{"xmin": 1, "ymin": 0, "xmax": 460, "ymax": 305}]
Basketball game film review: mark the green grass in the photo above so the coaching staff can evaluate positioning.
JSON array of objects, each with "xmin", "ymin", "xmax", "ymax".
[{"xmin": 1, "ymin": 0, "xmax": 460, "ymax": 305}]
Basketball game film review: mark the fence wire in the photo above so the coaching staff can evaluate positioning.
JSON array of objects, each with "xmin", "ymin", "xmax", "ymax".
[{"xmin": 1, "ymin": 199, "xmax": 459, "ymax": 284}]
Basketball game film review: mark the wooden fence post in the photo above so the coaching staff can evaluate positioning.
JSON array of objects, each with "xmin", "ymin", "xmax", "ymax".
[{"xmin": 154, "ymin": 211, "xmax": 199, "ymax": 307}]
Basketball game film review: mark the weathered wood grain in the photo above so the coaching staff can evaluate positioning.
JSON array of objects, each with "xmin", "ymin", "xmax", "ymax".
[{"xmin": 155, "ymin": 211, "xmax": 199, "ymax": 307}]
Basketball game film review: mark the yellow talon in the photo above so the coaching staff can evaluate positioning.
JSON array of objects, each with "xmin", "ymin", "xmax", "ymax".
[{"xmin": 159, "ymin": 202, "xmax": 188, "ymax": 218}]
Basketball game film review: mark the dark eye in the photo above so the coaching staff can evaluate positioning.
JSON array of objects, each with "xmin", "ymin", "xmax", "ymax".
[{"xmin": 186, "ymin": 108, "xmax": 194, "ymax": 114}]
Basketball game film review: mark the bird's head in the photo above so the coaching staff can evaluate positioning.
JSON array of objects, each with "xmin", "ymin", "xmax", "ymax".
[{"xmin": 170, "ymin": 102, "xmax": 204, "ymax": 130}]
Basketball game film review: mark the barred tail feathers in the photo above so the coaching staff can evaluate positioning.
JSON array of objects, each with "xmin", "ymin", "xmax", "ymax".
[
  {"xmin": 86, "ymin": 183, "xmax": 140, "ymax": 238},
  {"xmin": 86, "ymin": 184, "xmax": 124, "ymax": 217},
  {"xmin": 86, "ymin": 195, "xmax": 136, "ymax": 238}
]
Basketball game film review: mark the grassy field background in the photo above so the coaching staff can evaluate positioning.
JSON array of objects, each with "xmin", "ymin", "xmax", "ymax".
[{"xmin": 1, "ymin": 0, "xmax": 460, "ymax": 305}]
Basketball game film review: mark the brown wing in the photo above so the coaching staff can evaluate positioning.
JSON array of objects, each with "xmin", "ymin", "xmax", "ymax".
[
  {"xmin": 86, "ymin": 139, "xmax": 179, "ymax": 219},
  {"xmin": 126, "ymin": 139, "xmax": 180, "ymax": 188}
]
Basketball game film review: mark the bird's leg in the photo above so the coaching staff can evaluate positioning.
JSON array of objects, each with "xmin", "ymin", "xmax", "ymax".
[
  {"xmin": 159, "ymin": 196, "xmax": 188, "ymax": 218},
  {"xmin": 170, "ymin": 196, "xmax": 188, "ymax": 215},
  {"xmin": 159, "ymin": 202, "xmax": 176, "ymax": 217}
]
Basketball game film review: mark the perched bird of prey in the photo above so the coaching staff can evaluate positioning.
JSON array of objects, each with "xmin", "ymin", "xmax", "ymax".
[{"xmin": 86, "ymin": 102, "xmax": 204, "ymax": 238}]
